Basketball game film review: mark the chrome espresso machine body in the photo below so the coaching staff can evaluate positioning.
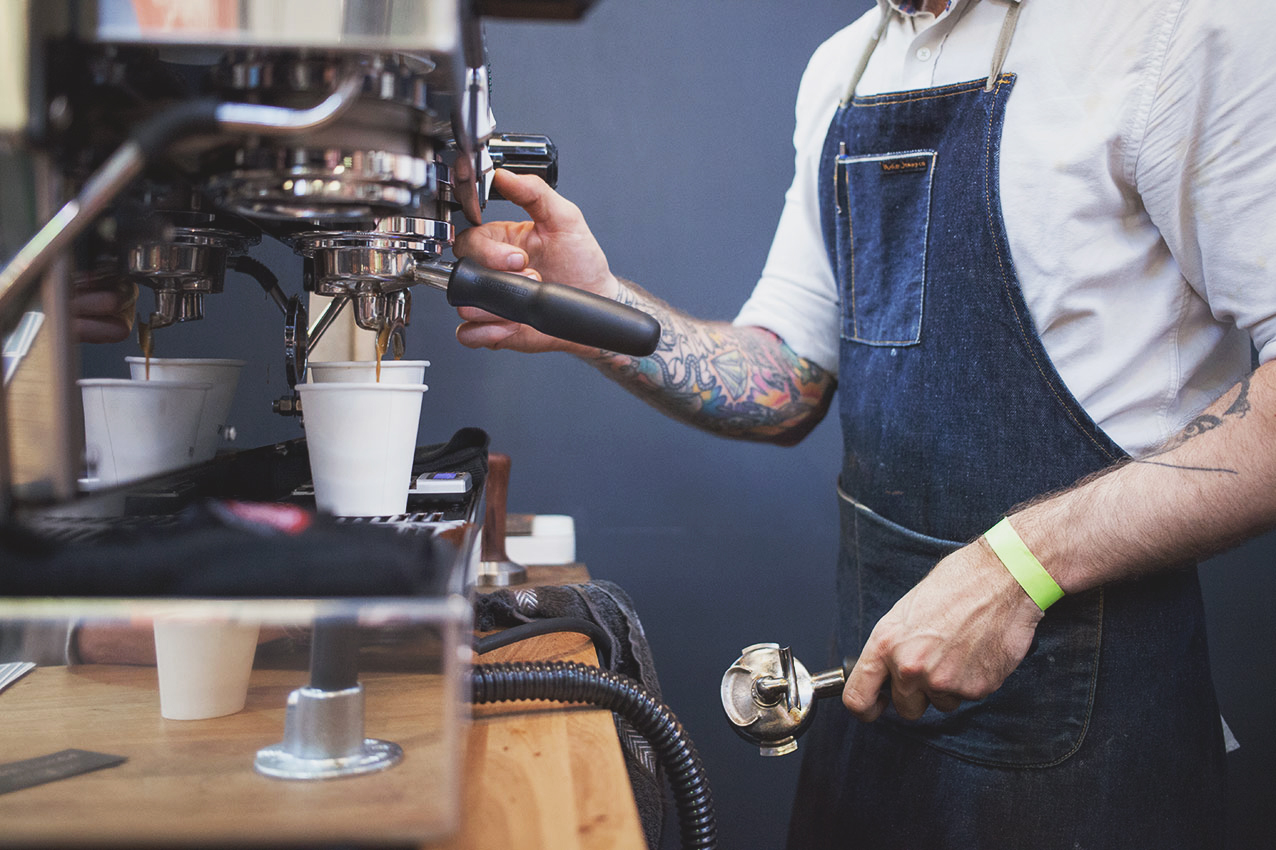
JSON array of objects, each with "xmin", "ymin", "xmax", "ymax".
[
  {"xmin": 0, "ymin": 0, "xmax": 655, "ymax": 517},
  {"xmin": 0, "ymin": 9, "xmax": 719, "ymax": 844},
  {"xmin": 0, "ymin": 1, "xmax": 659, "ymax": 832}
]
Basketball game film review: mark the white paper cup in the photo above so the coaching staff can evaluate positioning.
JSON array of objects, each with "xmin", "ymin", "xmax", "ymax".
[
  {"xmin": 153, "ymin": 618, "xmax": 260, "ymax": 720},
  {"xmin": 126, "ymin": 357, "xmax": 245, "ymax": 462},
  {"xmin": 297, "ymin": 382, "xmax": 428, "ymax": 516},
  {"xmin": 308, "ymin": 360, "xmax": 429, "ymax": 385},
  {"xmin": 79, "ymin": 378, "xmax": 211, "ymax": 486}
]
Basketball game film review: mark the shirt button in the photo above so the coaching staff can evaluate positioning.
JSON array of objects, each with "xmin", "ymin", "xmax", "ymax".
[{"xmin": 916, "ymin": 47, "xmax": 932, "ymax": 61}]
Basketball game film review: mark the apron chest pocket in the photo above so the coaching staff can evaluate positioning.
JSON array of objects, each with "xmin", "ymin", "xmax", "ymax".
[{"xmin": 834, "ymin": 150, "xmax": 936, "ymax": 347}]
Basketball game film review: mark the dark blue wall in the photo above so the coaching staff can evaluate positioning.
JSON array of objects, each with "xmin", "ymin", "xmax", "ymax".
[{"xmin": 83, "ymin": 2, "xmax": 1273, "ymax": 847}]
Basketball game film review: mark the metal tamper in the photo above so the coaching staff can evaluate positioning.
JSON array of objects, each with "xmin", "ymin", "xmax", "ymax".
[{"xmin": 720, "ymin": 643, "xmax": 852, "ymax": 757}]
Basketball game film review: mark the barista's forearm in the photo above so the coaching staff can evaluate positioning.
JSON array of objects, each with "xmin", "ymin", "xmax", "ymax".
[
  {"xmin": 586, "ymin": 279, "xmax": 834, "ymax": 445},
  {"xmin": 1010, "ymin": 359, "xmax": 1276, "ymax": 592}
]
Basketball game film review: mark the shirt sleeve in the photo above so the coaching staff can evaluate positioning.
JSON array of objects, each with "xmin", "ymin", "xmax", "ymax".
[
  {"xmin": 733, "ymin": 26, "xmax": 866, "ymax": 376},
  {"xmin": 0, "ymin": 621, "xmax": 77, "ymax": 666},
  {"xmin": 1135, "ymin": 1, "xmax": 1276, "ymax": 364}
]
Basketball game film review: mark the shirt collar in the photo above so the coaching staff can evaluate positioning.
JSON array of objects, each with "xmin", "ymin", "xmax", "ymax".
[{"xmin": 883, "ymin": 0, "xmax": 961, "ymax": 19}]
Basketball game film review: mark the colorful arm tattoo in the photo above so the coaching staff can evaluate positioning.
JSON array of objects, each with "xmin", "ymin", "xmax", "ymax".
[{"xmin": 588, "ymin": 280, "xmax": 835, "ymax": 444}]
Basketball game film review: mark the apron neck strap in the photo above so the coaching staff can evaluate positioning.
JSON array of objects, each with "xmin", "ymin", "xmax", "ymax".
[
  {"xmin": 840, "ymin": 0, "xmax": 1026, "ymax": 105},
  {"xmin": 841, "ymin": 7, "xmax": 894, "ymax": 106},
  {"xmin": 985, "ymin": 0, "xmax": 1023, "ymax": 90}
]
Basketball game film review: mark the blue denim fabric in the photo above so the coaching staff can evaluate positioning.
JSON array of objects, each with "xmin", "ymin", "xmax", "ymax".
[
  {"xmin": 787, "ymin": 75, "xmax": 1226, "ymax": 848},
  {"xmin": 833, "ymin": 150, "xmax": 935, "ymax": 345},
  {"xmin": 837, "ymin": 490, "xmax": 1101, "ymax": 766}
]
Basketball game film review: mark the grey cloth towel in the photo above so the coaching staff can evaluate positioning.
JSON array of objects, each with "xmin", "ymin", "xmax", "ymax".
[{"xmin": 475, "ymin": 580, "xmax": 666, "ymax": 850}]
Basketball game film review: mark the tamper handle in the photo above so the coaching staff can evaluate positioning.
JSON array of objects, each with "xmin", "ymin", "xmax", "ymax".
[{"xmin": 482, "ymin": 452, "xmax": 512, "ymax": 563}]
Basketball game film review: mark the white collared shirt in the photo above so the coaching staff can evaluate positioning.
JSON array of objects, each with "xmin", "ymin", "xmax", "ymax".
[{"xmin": 735, "ymin": 0, "xmax": 1276, "ymax": 457}]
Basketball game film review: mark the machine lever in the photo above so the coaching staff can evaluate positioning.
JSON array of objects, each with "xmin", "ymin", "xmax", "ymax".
[
  {"xmin": 420, "ymin": 257, "xmax": 661, "ymax": 357},
  {"xmin": 488, "ymin": 134, "xmax": 559, "ymax": 193}
]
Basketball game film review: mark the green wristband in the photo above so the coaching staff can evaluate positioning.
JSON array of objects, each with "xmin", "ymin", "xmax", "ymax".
[{"xmin": 983, "ymin": 517, "xmax": 1064, "ymax": 611}]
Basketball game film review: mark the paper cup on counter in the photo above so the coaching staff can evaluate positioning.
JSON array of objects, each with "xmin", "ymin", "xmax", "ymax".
[
  {"xmin": 297, "ymin": 382, "xmax": 428, "ymax": 517},
  {"xmin": 79, "ymin": 378, "xmax": 211, "ymax": 486},
  {"xmin": 153, "ymin": 617, "xmax": 260, "ymax": 720},
  {"xmin": 308, "ymin": 360, "xmax": 429, "ymax": 385},
  {"xmin": 126, "ymin": 357, "xmax": 245, "ymax": 462}
]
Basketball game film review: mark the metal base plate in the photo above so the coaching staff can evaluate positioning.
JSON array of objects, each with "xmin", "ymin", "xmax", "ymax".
[
  {"xmin": 254, "ymin": 738, "xmax": 404, "ymax": 780},
  {"xmin": 477, "ymin": 559, "xmax": 527, "ymax": 587}
]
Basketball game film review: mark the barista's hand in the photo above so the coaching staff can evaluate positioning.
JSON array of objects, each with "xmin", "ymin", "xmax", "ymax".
[
  {"xmin": 71, "ymin": 272, "xmax": 138, "ymax": 344},
  {"xmin": 452, "ymin": 169, "xmax": 621, "ymax": 354},
  {"xmin": 842, "ymin": 537, "xmax": 1043, "ymax": 721}
]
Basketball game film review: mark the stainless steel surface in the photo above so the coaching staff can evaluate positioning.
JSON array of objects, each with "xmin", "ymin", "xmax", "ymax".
[
  {"xmin": 412, "ymin": 257, "xmax": 456, "ymax": 291},
  {"xmin": 283, "ymin": 295, "xmax": 309, "ymax": 391},
  {"xmin": 1, "ymin": 0, "xmax": 564, "ymax": 514},
  {"xmin": 721, "ymin": 643, "xmax": 846, "ymax": 757},
  {"xmin": 305, "ymin": 295, "xmax": 350, "ymax": 354},
  {"xmin": 352, "ymin": 287, "xmax": 411, "ymax": 334},
  {"xmin": 213, "ymin": 72, "xmax": 365, "ymax": 136},
  {"xmin": 255, "ymin": 684, "xmax": 404, "ymax": 780},
  {"xmin": 293, "ymin": 218, "xmax": 455, "ymax": 292},
  {"xmin": 89, "ymin": 0, "xmax": 461, "ymax": 51},
  {"xmin": 0, "ymin": 69, "xmax": 358, "ymax": 326},
  {"xmin": 310, "ymin": 245, "xmax": 419, "ymax": 291},
  {"xmin": 210, "ymin": 148, "xmax": 436, "ymax": 222},
  {"xmin": 148, "ymin": 289, "xmax": 205, "ymax": 329},
  {"xmin": 2, "ymin": 157, "xmax": 81, "ymax": 507},
  {"xmin": 0, "ymin": 142, "xmax": 145, "ymax": 323},
  {"xmin": 476, "ymin": 559, "xmax": 529, "ymax": 588}
]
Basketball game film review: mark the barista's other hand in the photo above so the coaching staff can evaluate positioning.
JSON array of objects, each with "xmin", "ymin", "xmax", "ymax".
[
  {"xmin": 452, "ymin": 169, "xmax": 620, "ymax": 354},
  {"xmin": 842, "ymin": 537, "xmax": 1043, "ymax": 722},
  {"xmin": 71, "ymin": 272, "xmax": 138, "ymax": 344}
]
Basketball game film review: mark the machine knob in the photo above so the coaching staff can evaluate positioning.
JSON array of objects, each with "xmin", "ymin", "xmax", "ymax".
[{"xmin": 720, "ymin": 644, "xmax": 851, "ymax": 757}]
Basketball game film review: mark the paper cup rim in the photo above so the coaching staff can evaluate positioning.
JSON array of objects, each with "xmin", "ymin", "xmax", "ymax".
[
  {"xmin": 308, "ymin": 360, "xmax": 430, "ymax": 368},
  {"xmin": 79, "ymin": 377, "xmax": 214, "ymax": 390},
  {"xmin": 296, "ymin": 382, "xmax": 429, "ymax": 393},
  {"xmin": 124, "ymin": 357, "xmax": 247, "ymax": 368}
]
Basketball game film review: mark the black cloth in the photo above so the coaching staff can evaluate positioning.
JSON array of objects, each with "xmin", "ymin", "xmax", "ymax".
[
  {"xmin": 0, "ymin": 428, "xmax": 490, "ymax": 598},
  {"xmin": 476, "ymin": 580, "xmax": 666, "ymax": 850},
  {"xmin": 0, "ymin": 500, "xmax": 448, "ymax": 597}
]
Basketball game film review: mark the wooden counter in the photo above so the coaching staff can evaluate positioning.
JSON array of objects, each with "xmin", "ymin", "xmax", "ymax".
[
  {"xmin": 436, "ymin": 630, "xmax": 646, "ymax": 850},
  {"xmin": 0, "ymin": 663, "xmax": 461, "ymax": 846},
  {"xmin": 444, "ymin": 560, "xmax": 644, "ymax": 849},
  {"xmin": 0, "ymin": 572, "xmax": 645, "ymax": 849}
]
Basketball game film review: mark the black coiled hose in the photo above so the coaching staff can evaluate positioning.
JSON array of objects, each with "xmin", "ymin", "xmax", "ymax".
[{"xmin": 472, "ymin": 660, "xmax": 717, "ymax": 850}]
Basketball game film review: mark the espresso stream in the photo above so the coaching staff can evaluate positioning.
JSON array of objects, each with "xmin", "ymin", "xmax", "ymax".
[
  {"xmin": 137, "ymin": 316, "xmax": 154, "ymax": 379},
  {"xmin": 375, "ymin": 325, "xmax": 391, "ymax": 382}
]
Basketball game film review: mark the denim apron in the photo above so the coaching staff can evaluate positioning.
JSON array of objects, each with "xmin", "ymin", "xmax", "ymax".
[{"xmin": 787, "ymin": 6, "xmax": 1226, "ymax": 847}]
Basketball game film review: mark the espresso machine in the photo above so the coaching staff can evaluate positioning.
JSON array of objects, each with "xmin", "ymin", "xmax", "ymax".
[
  {"xmin": 0, "ymin": 3, "xmax": 673, "ymax": 839},
  {"xmin": 0, "ymin": 0, "xmax": 658, "ymax": 519}
]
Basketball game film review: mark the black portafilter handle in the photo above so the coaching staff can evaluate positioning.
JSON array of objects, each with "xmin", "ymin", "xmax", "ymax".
[{"xmin": 445, "ymin": 257, "xmax": 661, "ymax": 357}]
